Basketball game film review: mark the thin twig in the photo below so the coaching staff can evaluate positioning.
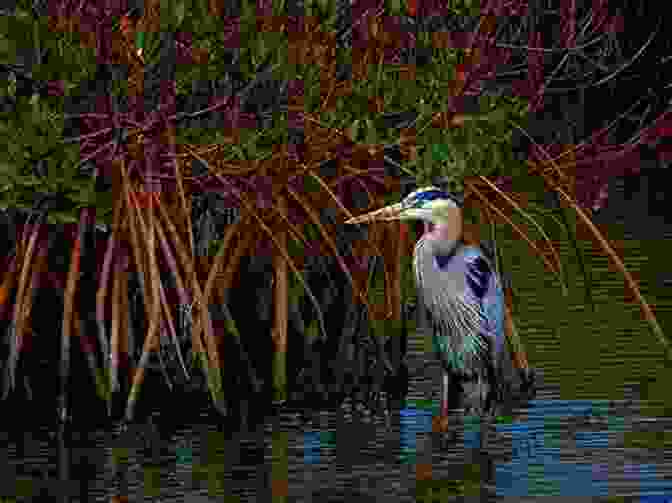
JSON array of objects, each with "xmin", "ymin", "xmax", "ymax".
[
  {"xmin": 467, "ymin": 181, "xmax": 560, "ymax": 281},
  {"xmin": 523, "ymin": 134, "xmax": 669, "ymax": 361},
  {"xmin": 9, "ymin": 215, "xmax": 44, "ymax": 393},
  {"xmin": 59, "ymin": 217, "xmax": 82, "ymax": 423},
  {"xmin": 478, "ymin": 176, "xmax": 568, "ymax": 296}
]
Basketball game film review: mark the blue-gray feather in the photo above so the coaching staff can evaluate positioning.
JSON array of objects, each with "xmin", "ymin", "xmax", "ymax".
[{"xmin": 415, "ymin": 238, "xmax": 506, "ymax": 386}]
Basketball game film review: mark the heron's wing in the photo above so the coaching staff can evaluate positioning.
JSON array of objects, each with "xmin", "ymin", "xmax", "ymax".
[
  {"xmin": 467, "ymin": 245, "xmax": 537, "ymax": 403},
  {"xmin": 466, "ymin": 244, "xmax": 527, "ymax": 365},
  {"xmin": 461, "ymin": 245, "xmax": 506, "ymax": 358}
]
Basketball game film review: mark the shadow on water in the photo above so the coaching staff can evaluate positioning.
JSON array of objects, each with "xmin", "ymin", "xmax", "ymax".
[{"xmin": 2, "ymin": 384, "xmax": 672, "ymax": 502}]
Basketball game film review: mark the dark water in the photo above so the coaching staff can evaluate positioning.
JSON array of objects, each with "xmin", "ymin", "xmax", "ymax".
[{"xmin": 2, "ymin": 334, "xmax": 671, "ymax": 502}]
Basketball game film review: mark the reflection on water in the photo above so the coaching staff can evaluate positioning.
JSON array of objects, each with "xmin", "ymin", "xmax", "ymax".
[
  {"xmin": 493, "ymin": 399, "xmax": 669, "ymax": 498},
  {"xmin": 3, "ymin": 396, "xmax": 671, "ymax": 501}
]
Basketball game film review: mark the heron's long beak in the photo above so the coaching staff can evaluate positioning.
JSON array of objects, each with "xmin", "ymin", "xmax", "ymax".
[{"xmin": 344, "ymin": 202, "xmax": 404, "ymax": 224}]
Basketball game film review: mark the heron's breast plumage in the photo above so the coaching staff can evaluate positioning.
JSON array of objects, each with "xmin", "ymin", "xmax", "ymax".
[{"xmin": 413, "ymin": 239, "xmax": 506, "ymax": 372}]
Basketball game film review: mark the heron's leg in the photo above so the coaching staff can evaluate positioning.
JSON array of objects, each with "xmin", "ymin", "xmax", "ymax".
[
  {"xmin": 441, "ymin": 371, "xmax": 450, "ymax": 417},
  {"xmin": 433, "ymin": 370, "xmax": 450, "ymax": 433}
]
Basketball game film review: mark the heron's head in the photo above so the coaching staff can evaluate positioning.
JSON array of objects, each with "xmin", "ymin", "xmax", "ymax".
[{"xmin": 345, "ymin": 186, "xmax": 462, "ymax": 228}]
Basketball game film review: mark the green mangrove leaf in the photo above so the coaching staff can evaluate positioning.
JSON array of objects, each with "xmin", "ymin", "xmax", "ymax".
[
  {"xmin": 46, "ymin": 211, "xmax": 78, "ymax": 224},
  {"xmin": 175, "ymin": 1, "xmax": 186, "ymax": 27},
  {"xmin": 286, "ymin": 234, "xmax": 305, "ymax": 261},
  {"xmin": 18, "ymin": 175, "xmax": 43, "ymax": 187},
  {"xmin": 365, "ymin": 119, "xmax": 377, "ymax": 145},
  {"xmin": 348, "ymin": 119, "xmax": 360, "ymax": 143},
  {"xmin": 0, "ymin": 161, "xmax": 19, "ymax": 182},
  {"xmin": 432, "ymin": 143, "xmax": 451, "ymax": 163}
]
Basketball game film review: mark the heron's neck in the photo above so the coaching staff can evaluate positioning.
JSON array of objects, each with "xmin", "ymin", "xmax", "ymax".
[{"xmin": 425, "ymin": 221, "xmax": 461, "ymax": 256}]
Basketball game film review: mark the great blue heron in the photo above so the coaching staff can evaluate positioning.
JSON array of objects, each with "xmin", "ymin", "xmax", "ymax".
[{"xmin": 345, "ymin": 186, "xmax": 534, "ymax": 432}]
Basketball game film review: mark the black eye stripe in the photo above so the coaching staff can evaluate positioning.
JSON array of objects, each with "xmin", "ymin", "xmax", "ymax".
[
  {"xmin": 406, "ymin": 189, "xmax": 461, "ymax": 207},
  {"xmin": 415, "ymin": 190, "xmax": 447, "ymax": 202}
]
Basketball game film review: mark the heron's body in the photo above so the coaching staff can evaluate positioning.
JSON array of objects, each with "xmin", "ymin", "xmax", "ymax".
[
  {"xmin": 346, "ymin": 186, "xmax": 533, "ymax": 429},
  {"xmin": 415, "ymin": 231, "xmax": 506, "ymax": 416},
  {"xmin": 416, "ymin": 232, "xmax": 506, "ymax": 366}
]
